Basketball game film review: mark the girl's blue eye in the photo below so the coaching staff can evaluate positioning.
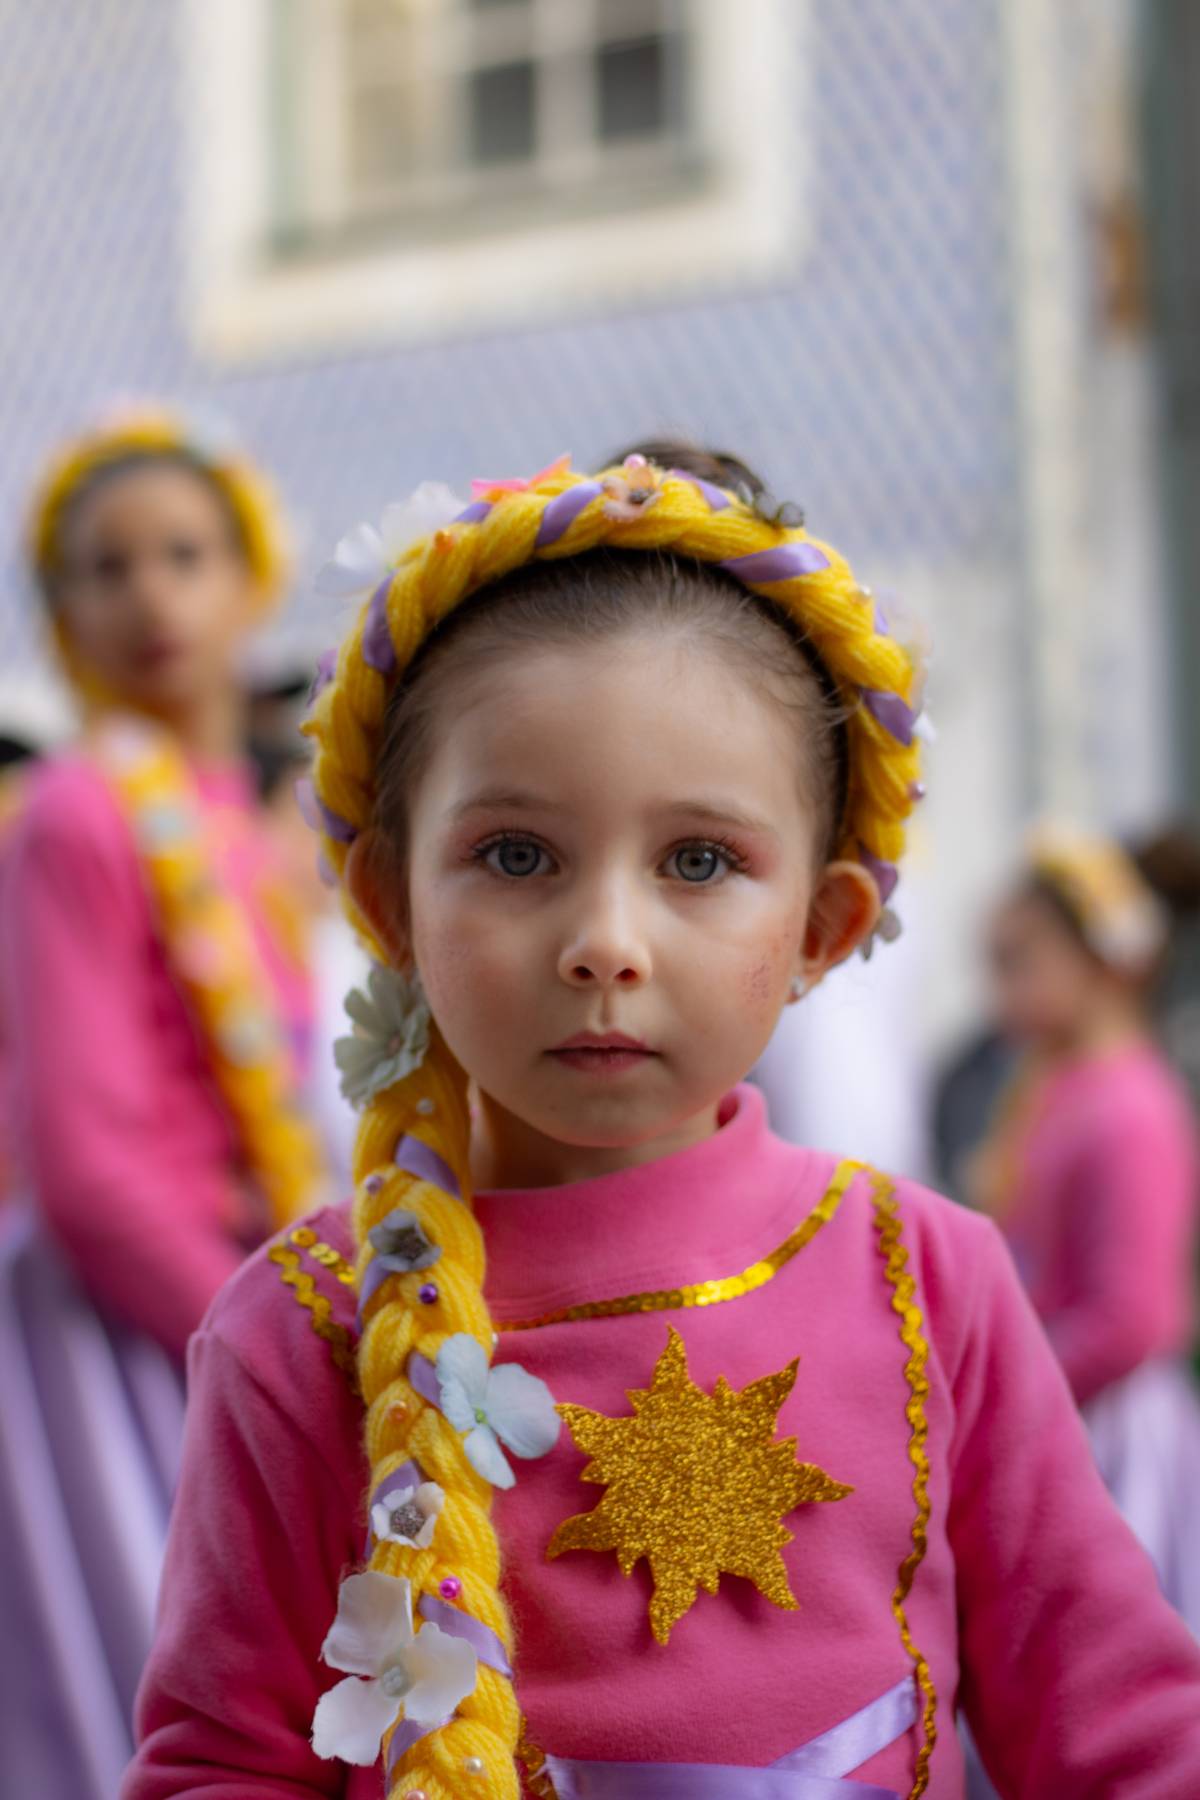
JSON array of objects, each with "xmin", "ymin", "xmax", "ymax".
[
  {"xmin": 668, "ymin": 844, "xmax": 727, "ymax": 884},
  {"xmin": 484, "ymin": 837, "xmax": 548, "ymax": 878}
]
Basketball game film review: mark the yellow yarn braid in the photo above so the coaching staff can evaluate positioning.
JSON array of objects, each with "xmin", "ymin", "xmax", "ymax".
[{"xmin": 308, "ymin": 459, "xmax": 923, "ymax": 1796}]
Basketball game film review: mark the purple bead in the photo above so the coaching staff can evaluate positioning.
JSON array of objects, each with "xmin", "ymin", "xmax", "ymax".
[
  {"xmin": 439, "ymin": 1575, "xmax": 462, "ymax": 1601},
  {"xmin": 363, "ymin": 1172, "xmax": 385, "ymax": 1196},
  {"xmin": 418, "ymin": 1283, "xmax": 439, "ymax": 1306}
]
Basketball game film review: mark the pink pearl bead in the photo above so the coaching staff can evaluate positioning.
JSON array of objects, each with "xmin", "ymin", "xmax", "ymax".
[
  {"xmin": 402, "ymin": 1790, "xmax": 428, "ymax": 1800},
  {"xmin": 439, "ymin": 1575, "xmax": 462, "ymax": 1600}
]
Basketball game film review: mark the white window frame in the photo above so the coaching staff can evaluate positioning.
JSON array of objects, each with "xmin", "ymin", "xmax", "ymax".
[{"xmin": 182, "ymin": 0, "xmax": 807, "ymax": 358}]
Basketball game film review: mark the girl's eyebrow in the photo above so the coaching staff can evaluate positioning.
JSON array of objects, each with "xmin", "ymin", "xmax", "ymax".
[
  {"xmin": 449, "ymin": 789, "xmax": 566, "ymax": 820},
  {"xmin": 662, "ymin": 800, "xmax": 780, "ymax": 838},
  {"xmin": 449, "ymin": 792, "xmax": 779, "ymax": 836}
]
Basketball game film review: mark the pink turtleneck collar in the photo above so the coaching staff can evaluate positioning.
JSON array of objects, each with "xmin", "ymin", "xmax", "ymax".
[{"xmin": 474, "ymin": 1085, "xmax": 826, "ymax": 1324}]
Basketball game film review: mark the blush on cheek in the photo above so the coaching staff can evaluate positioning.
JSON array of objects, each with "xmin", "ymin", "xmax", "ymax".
[
  {"xmin": 741, "ymin": 956, "xmax": 785, "ymax": 1012},
  {"xmin": 415, "ymin": 907, "xmax": 517, "ymax": 1026}
]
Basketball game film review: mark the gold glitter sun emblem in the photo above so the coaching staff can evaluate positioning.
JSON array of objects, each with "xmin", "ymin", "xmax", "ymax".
[{"xmin": 547, "ymin": 1326, "xmax": 852, "ymax": 1644}]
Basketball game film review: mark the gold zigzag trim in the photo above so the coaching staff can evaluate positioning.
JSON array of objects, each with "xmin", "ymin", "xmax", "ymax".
[
  {"xmin": 496, "ymin": 1158, "xmax": 865, "ymax": 1332},
  {"xmin": 268, "ymin": 1238, "xmax": 360, "ymax": 1396},
  {"xmin": 869, "ymin": 1171, "xmax": 938, "ymax": 1797}
]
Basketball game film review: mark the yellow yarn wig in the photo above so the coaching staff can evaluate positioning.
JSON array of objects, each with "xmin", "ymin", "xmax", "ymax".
[{"xmin": 306, "ymin": 455, "xmax": 925, "ymax": 1797}]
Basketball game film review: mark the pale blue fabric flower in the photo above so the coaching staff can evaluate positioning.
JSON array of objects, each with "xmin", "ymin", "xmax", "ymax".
[
  {"xmin": 334, "ymin": 966, "xmax": 431, "ymax": 1108},
  {"xmin": 436, "ymin": 1334, "xmax": 560, "ymax": 1490}
]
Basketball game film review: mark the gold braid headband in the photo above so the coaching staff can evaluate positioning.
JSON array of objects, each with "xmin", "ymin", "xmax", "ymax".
[
  {"xmin": 28, "ymin": 406, "xmax": 290, "ymax": 612},
  {"xmin": 306, "ymin": 454, "xmax": 925, "ymax": 942}
]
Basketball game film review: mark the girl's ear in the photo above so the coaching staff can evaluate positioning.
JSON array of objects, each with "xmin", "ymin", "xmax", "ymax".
[
  {"xmin": 796, "ymin": 859, "xmax": 882, "ymax": 989},
  {"xmin": 343, "ymin": 828, "xmax": 413, "ymax": 970}
]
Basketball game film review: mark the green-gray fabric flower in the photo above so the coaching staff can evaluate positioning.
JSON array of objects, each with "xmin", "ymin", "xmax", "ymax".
[{"xmin": 334, "ymin": 966, "xmax": 431, "ymax": 1108}]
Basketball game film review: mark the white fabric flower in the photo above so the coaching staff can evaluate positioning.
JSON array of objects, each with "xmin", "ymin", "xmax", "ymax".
[
  {"xmin": 311, "ymin": 1573, "xmax": 475, "ymax": 1766},
  {"xmin": 370, "ymin": 1481, "xmax": 444, "ymax": 1550},
  {"xmin": 315, "ymin": 483, "xmax": 464, "ymax": 601},
  {"xmin": 334, "ymin": 966, "xmax": 431, "ymax": 1108},
  {"xmin": 436, "ymin": 1334, "xmax": 560, "ymax": 1490}
]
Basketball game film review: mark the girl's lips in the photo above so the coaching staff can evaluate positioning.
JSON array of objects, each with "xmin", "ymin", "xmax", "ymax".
[
  {"xmin": 552, "ymin": 1031, "xmax": 650, "ymax": 1052},
  {"xmin": 548, "ymin": 1046, "xmax": 656, "ymax": 1074}
]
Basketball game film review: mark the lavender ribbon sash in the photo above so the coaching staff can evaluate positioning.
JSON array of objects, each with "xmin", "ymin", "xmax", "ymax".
[{"xmin": 542, "ymin": 1677, "xmax": 915, "ymax": 1800}]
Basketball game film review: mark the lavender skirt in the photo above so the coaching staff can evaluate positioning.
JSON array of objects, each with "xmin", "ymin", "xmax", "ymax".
[
  {"xmin": 0, "ymin": 1207, "xmax": 185, "ymax": 1797},
  {"xmin": 1085, "ymin": 1356, "xmax": 1200, "ymax": 1637}
]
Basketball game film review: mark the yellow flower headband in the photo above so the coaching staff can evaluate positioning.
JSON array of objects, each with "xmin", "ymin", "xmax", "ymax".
[
  {"xmin": 306, "ymin": 454, "xmax": 926, "ymax": 940},
  {"xmin": 1030, "ymin": 825, "xmax": 1166, "ymax": 971},
  {"xmin": 27, "ymin": 406, "xmax": 290, "ymax": 612}
]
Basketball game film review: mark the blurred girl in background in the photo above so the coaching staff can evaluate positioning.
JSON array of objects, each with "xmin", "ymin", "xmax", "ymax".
[
  {"xmin": 0, "ymin": 411, "xmax": 328, "ymax": 1798},
  {"xmin": 977, "ymin": 825, "xmax": 1200, "ymax": 1631}
]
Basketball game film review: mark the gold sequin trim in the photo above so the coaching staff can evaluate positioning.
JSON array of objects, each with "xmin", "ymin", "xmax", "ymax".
[
  {"xmin": 496, "ymin": 1158, "xmax": 865, "ymax": 1332},
  {"xmin": 288, "ymin": 1226, "xmax": 357, "ymax": 1286},
  {"xmin": 516, "ymin": 1722, "xmax": 557, "ymax": 1798},
  {"xmin": 869, "ymin": 1170, "xmax": 937, "ymax": 1798},
  {"xmin": 268, "ymin": 1239, "xmax": 361, "ymax": 1395}
]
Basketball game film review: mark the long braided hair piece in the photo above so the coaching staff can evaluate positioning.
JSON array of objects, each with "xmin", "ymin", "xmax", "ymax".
[{"xmin": 307, "ymin": 459, "xmax": 923, "ymax": 1796}]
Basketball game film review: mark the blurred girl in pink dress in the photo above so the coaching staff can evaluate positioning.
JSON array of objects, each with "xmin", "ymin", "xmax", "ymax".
[
  {"xmin": 977, "ymin": 826, "xmax": 1200, "ymax": 1631},
  {"xmin": 0, "ymin": 410, "xmax": 329, "ymax": 1797}
]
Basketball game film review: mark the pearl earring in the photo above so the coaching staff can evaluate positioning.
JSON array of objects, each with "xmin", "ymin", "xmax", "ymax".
[{"xmin": 789, "ymin": 976, "xmax": 807, "ymax": 1001}]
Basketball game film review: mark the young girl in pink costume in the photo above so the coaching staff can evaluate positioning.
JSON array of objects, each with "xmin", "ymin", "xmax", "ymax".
[
  {"xmin": 0, "ymin": 412, "xmax": 328, "ymax": 1798},
  {"xmin": 126, "ymin": 450, "xmax": 1200, "ymax": 1800},
  {"xmin": 978, "ymin": 826, "xmax": 1200, "ymax": 1631}
]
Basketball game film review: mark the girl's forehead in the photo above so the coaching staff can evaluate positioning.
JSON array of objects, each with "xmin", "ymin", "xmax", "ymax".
[
  {"xmin": 68, "ymin": 462, "xmax": 227, "ymax": 545},
  {"xmin": 417, "ymin": 637, "xmax": 809, "ymax": 824}
]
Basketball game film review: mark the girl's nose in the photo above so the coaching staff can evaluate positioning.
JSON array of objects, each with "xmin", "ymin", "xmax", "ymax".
[{"xmin": 557, "ymin": 887, "xmax": 652, "ymax": 989}]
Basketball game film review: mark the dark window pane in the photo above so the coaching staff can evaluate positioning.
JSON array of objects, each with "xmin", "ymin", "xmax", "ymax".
[
  {"xmin": 470, "ymin": 60, "xmax": 536, "ymax": 162},
  {"xmin": 596, "ymin": 35, "xmax": 677, "ymax": 141}
]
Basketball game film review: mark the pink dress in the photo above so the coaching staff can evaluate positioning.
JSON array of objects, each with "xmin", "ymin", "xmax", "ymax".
[
  {"xmin": 125, "ymin": 1088, "xmax": 1200, "ymax": 1799},
  {"xmin": 999, "ymin": 1042, "xmax": 1200, "ymax": 1631},
  {"xmin": 0, "ymin": 751, "xmax": 315, "ymax": 1800}
]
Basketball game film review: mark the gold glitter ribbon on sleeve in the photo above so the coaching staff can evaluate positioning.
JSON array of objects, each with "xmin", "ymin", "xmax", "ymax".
[{"xmin": 869, "ymin": 1170, "xmax": 937, "ymax": 1797}]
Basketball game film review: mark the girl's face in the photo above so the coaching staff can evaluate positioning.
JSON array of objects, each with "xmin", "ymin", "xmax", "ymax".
[
  {"xmin": 368, "ymin": 634, "xmax": 876, "ymax": 1183},
  {"xmin": 55, "ymin": 464, "xmax": 254, "ymax": 719},
  {"xmin": 986, "ymin": 890, "xmax": 1106, "ymax": 1046}
]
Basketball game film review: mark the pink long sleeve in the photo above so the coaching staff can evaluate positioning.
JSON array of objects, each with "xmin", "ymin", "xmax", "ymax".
[
  {"xmin": 1042, "ymin": 1079, "xmax": 1197, "ymax": 1405},
  {"xmin": 1, "ymin": 760, "xmax": 245, "ymax": 1354},
  {"xmin": 124, "ymin": 1327, "xmax": 367, "ymax": 1799},
  {"xmin": 951, "ymin": 1215, "xmax": 1200, "ymax": 1795}
]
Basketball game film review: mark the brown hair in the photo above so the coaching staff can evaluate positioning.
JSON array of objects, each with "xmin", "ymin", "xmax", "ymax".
[{"xmin": 371, "ymin": 544, "xmax": 851, "ymax": 871}]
